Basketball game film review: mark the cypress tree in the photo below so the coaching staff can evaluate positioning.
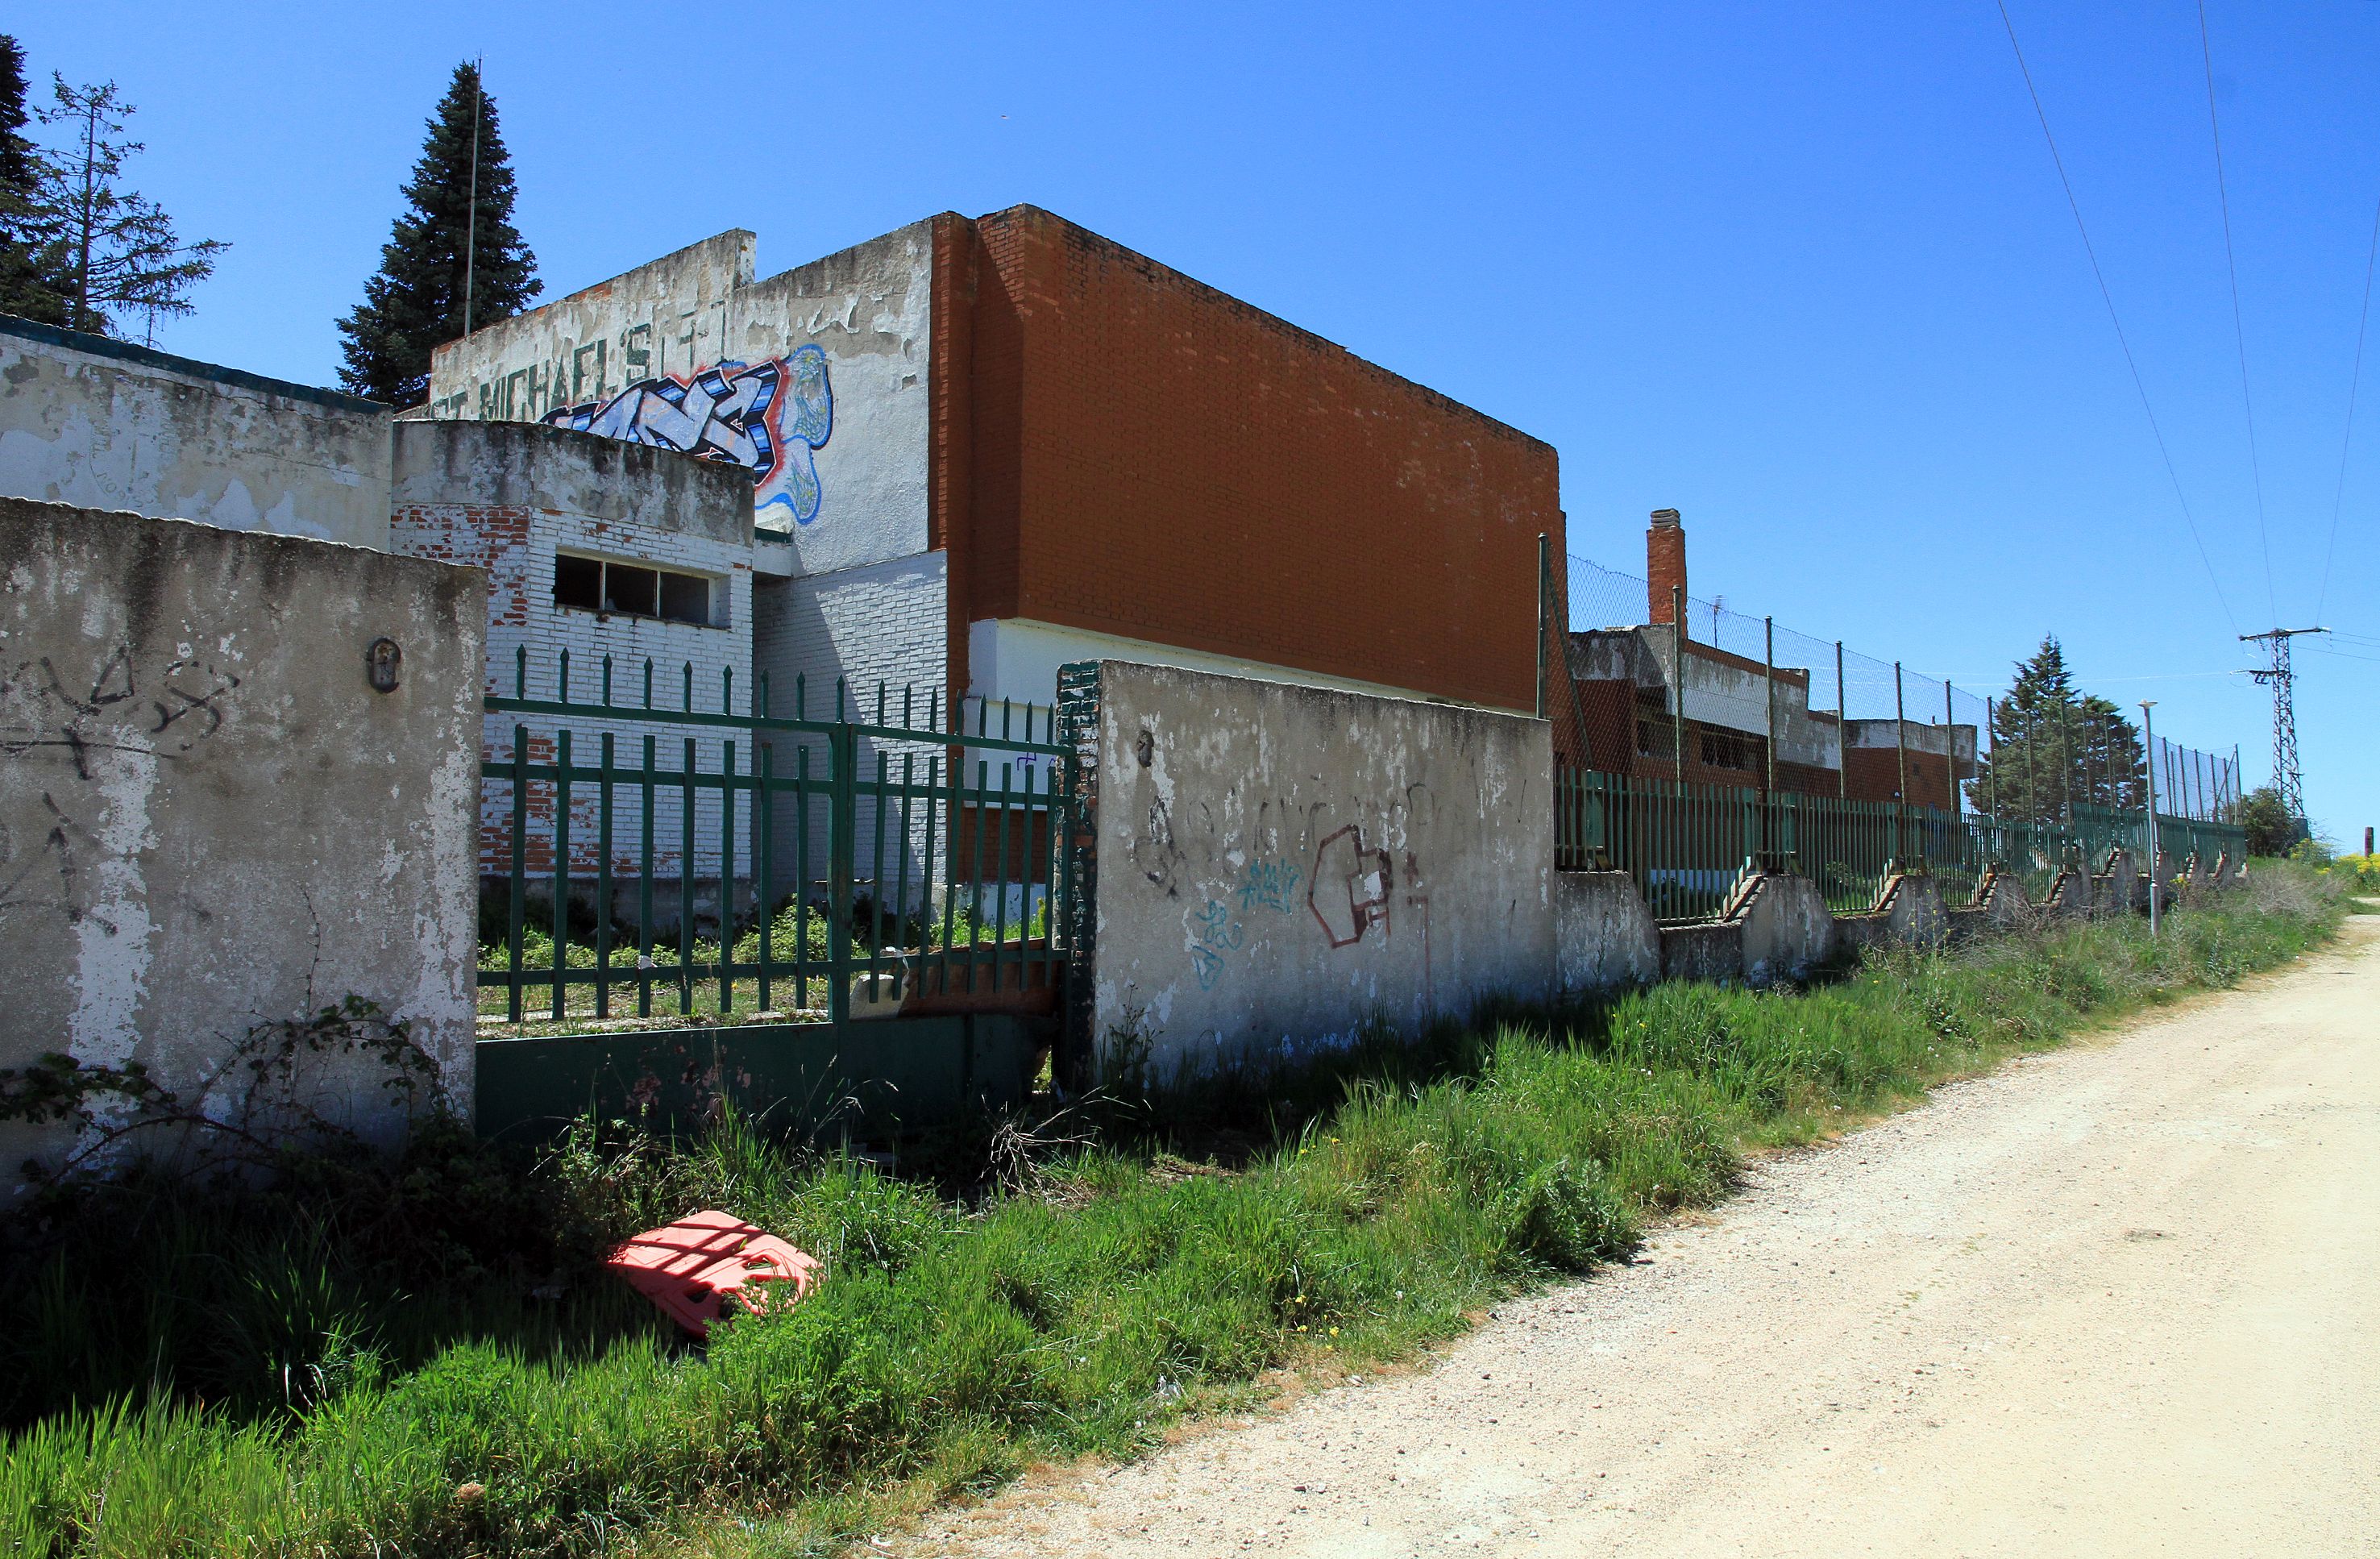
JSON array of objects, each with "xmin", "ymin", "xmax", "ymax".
[
  {"xmin": 337, "ymin": 62, "xmax": 538, "ymax": 406},
  {"xmin": 0, "ymin": 34, "xmax": 66, "ymax": 323}
]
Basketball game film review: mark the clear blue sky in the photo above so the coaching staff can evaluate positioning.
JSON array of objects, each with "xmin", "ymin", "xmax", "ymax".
[{"xmin": 22, "ymin": 2, "xmax": 2378, "ymax": 843}]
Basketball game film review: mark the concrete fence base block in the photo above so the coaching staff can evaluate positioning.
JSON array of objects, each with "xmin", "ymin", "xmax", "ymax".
[
  {"xmin": 2046, "ymin": 866, "xmax": 2091, "ymax": 918},
  {"xmin": 1555, "ymin": 871, "xmax": 1661, "ymax": 995},
  {"xmin": 1873, "ymin": 871, "xmax": 1949, "ymax": 946},
  {"xmin": 1976, "ymin": 869, "xmax": 2034, "ymax": 926},
  {"xmin": 1659, "ymin": 921, "xmax": 1745, "ymax": 985},
  {"xmin": 1830, "ymin": 913, "xmax": 1890, "ymax": 958},
  {"xmin": 1728, "ymin": 873, "xmax": 1834, "ymax": 985}
]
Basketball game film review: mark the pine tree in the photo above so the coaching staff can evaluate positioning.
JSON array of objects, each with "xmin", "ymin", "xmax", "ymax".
[
  {"xmin": 337, "ymin": 63, "xmax": 539, "ymax": 407},
  {"xmin": 1967, "ymin": 635, "xmax": 2141, "ymax": 821},
  {"xmin": 36, "ymin": 77, "xmax": 226, "ymax": 341},
  {"xmin": 0, "ymin": 35, "xmax": 67, "ymax": 323}
]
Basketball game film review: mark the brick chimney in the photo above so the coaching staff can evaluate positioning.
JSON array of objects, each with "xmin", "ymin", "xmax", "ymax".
[{"xmin": 1647, "ymin": 509, "xmax": 1686, "ymax": 627}]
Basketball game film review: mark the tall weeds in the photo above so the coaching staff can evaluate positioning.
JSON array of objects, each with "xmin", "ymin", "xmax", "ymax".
[{"xmin": 0, "ymin": 870, "xmax": 2341, "ymax": 1557}]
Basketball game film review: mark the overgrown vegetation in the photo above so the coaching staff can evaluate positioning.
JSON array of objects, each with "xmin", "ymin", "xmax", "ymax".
[{"xmin": 1, "ymin": 868, "xmax": 2343, "ymax": 1557}]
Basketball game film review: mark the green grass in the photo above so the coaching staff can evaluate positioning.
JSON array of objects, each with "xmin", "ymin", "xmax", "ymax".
[{"xmin": 1, "ymin": 867, "xmax": 2344, "ymax": 1558}]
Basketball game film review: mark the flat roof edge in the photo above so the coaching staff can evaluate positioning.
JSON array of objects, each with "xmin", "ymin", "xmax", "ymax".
[{"xmin": 0, "ymin": 314, "xmax": 388, "ymax": 415}]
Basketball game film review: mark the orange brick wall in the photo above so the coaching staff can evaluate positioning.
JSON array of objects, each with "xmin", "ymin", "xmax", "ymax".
[
  {"xmin": 948, "ymin": 207, "xmax": 1562, "ymax": 713},
  {"xmin": 1847, "ymin": 746, "xmax": 1966, "ymax": 809}
]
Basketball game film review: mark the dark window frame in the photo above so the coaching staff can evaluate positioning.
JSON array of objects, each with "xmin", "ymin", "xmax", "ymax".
[{"xmin": 552, "ymin": 551, "xmax": 721, "ymax": 629}]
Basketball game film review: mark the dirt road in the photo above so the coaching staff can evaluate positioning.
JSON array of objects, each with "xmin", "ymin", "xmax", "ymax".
[{"xmin": 912, "ymin": 916, "xmax": 2380, "ymax": 1557}]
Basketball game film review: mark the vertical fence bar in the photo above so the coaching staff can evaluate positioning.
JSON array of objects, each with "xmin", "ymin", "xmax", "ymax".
[
  {"xmin": 507, "ymin": 722, "xmax": 528, "ymax": 1025},
  {"xmin": 597, "ymin": 732, "xmax": 614, "ymax": 1020},
  {"xmin": 1892, "ymin": 663, "xmax": 1908, "ymax": 867},
  {"xmin": 935, "ymin": 752, "xmax": 958, "ymax": 996},
  {"xmin": 895, "ymin": 751, "xmax": 916, "ymax": 991},
  {"xmin": 1763, "ymin": 615, "xmax": 1776, "ymax": 864},
  {"xmin": 1984, "ymin": 697, "xmax": 1997, "ymax": 826},
  {"xmin": 1834, "ymin": 641, "xmax": 1847, "ymax": 800},
  {"xmin": 638, "ymin": 733, "xmax": 655, "ymax": 1018},
  {"xmin": 866, "ymin": 749, "xmax": 890, "ymax": 997},
  {"xmin": 1942, "ymin": 680, "xmax": 1957, "ymax": 816},
  {"xmin": 719, "ymin": 738, "xmax": 737, "ymax": 1015},
  {"xmin": 795, "ymin": 743, "xmax": 812, "ymax": 1011},
  {"xmin": 679, "ymin": 736, "xmax": 696, "ymax": 1015},
  {"xmin": 756, "ymin": 742, "xmax": 774, "ymax": 1013},
  {"xmin": 552, "ymin": 728, "xmax": 571, "ymax": 1021},
  {"xmin": 998, "ymin": 762, "xmax": 1020, "ymax": 990},
  {"xmin": 2058, "ymin": 699, "xmax": 2073, "ymax": 824},
  {"xmin": 1672, "ymin": 586, "xmax": 1687, "ymax": 790},
  {"xmin": 828, "ymin": 721, "xmax": 854, "ymax": 1025},
  {"xmin": 968, "ymin": 759, "xmax": 991, "ymax": 992}
]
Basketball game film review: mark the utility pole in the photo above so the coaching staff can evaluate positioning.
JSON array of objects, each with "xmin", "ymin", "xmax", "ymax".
[
  {"xmin": 2141, "ymin": 701, "xmax": 2160, "ymax": 937},
  {"xmin": 2239, "ymin": 627, "xmax": 2326, "ymax": 836}
]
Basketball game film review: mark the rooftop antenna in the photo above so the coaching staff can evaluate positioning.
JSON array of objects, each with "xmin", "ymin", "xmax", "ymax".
[
  {"xmin": 462, "ymin": 56, "xmax": 482, "ymax": 339},
  {"xmin": 2239, "ymin": 626, "xmax": 2326, "ymax": 834}
]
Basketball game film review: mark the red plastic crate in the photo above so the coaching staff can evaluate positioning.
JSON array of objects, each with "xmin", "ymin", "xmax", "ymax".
[{"xmin": 606, "ymin": 1210, "xmax": 819, "ymax": 1337}]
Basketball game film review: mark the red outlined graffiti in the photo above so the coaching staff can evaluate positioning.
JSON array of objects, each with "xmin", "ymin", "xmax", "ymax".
[{"xmin": 1307, "ymin": 824, "xmax": 1393, "ymax": 949}]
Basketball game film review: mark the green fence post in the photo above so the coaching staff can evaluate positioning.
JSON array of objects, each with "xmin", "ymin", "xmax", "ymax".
[
  {"xmin": 828, "ymin": 718, "xmax": 856, "ymax": 1025},
  {"xmin": 507, "ymin": 721, "xmax": 529, "ymax": 1026}
]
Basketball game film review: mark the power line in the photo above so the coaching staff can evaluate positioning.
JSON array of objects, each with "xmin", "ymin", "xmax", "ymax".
[
  {"xmin": 1991, "ymin": 0, "xmax": 2240, "ymax": 634},
  {"xmin": 2196, "ymin": 0, "xmax": 2278, "ymax": 623},
  {"xmin": 2318, "ymin": 187, "xmax": 2380, "ymax": 627}
]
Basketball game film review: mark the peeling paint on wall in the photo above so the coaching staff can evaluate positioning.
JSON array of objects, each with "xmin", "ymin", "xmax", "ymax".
[
  {"xmin": 0, "ymin": 319, "xmax": 393, "ymax": 549},
  {"xmin": 0, "ymin": 499, "xmax": 484, "ymax": 1192},
  {"xmin": 1085, "ymin": 661, "xmax": 1555, "ymax": 1082}
]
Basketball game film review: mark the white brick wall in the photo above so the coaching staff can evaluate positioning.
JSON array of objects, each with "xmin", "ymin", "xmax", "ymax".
[
  {"xmin": 752, "ymin": 550, "xmax": 949, "ymax": 906},
  {"xmin": 392, "ymin": 502, "xmax": 756, "ymax": 887}
]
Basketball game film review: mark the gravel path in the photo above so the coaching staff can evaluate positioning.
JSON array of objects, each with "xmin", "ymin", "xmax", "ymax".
[{"xmin": 908, "ymin": 915, "xmax": 2380, "ymax": 1557}]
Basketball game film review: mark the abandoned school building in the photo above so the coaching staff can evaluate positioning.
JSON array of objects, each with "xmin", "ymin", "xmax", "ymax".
[
  {"xmin": 2, "ymin": 206, "xmax": 2233, "ymax": 1181},
  {"xmin": 2, "ymin": 206, "xmax": 1572, "ymax": 924},
  {"xmin": 1564, "ymin": 508, "xmax": 1975, "ymax": 806}
]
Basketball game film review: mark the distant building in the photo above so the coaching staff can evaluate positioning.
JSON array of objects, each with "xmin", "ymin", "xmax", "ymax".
[{"xmin": 1565, "ymin": 509, "xmax": 1974, "ymax": 805}]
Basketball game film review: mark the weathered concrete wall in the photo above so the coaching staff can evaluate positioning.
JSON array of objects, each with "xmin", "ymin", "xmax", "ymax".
[
  {"xmin": 1733, "ymin": 873, "xmax": 1834, "ymax": 983},
  {"xmin": 1, "ymin": 500, "xmax": 482, "ymax": 1187},
  {"xmin": 426, "ymin": 222, "xmax": 933, "ymax": 580},
  {"xmin": 1876, "ymin": 871, "xmax": 1949, "ymax": 946},
  {"xmin": 1555, "ymin": 871, "xmax": 1661, "ymax": 994},
  {"xmin": 1659, "ymin": 921, "xmax": 1744, "ymax": 984},
  {"xmin": 1975, "ymin": 869, "xmax": 2033, "ymax": 927},
  {"xmin": 1085, "ymin": 661, "xmax": 1552, "ymax": 1081},
  {"xmin": 0, "ymin": 318, "xmax": 393, "ymax": 549}
]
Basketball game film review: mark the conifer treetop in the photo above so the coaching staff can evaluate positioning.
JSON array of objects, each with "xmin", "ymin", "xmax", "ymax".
[{"xmin": 337, "ymin": 61, "xmax": 539, "ymax": 406}]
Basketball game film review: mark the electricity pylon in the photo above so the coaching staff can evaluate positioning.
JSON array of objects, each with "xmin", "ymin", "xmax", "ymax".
[{"xmin": 2239, "ymin": 626, "xmax": 2326, "ymax": 830}]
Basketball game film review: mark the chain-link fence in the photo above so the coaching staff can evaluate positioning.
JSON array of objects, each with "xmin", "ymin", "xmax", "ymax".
[{"xmin": 1559, "ymin": 552, "xmax": 2236, "ymax": 821}]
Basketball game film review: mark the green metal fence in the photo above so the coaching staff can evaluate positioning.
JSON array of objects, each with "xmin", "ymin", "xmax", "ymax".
[
  {"xmin": 1556, "ymin": 765, "xmax": 2244, "ymax": 922},
  {"xmin": 480, "ymin": 649, "xmax": 1081, "ymax": 1030}
]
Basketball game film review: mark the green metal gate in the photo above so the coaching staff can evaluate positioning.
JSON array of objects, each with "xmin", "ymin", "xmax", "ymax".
[{"xmin": 472, "ymin": 649, "xmax": 1083, "ymax": 1137}]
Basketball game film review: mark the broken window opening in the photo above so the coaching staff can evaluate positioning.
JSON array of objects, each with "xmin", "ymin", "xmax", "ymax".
[{"xmin": 554, "ymin": 553, "xmax": 717, "ymax": 627}]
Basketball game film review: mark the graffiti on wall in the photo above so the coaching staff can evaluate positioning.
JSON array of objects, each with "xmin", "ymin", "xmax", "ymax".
[
  {"xmin": 1308, "ymin": 823, "xmax": 1394, "ymax": 949},
  {"xmin": 2, "ymin": 645, "xmax": 240, "ymax": 928},
  {"xmin": 539, "ymin": 344, "xmax": 835, "ymax": 526}
]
